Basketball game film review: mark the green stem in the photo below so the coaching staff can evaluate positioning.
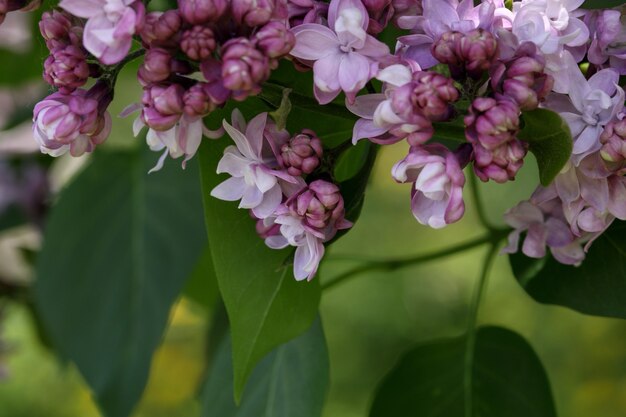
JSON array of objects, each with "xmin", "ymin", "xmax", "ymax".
[
  {"xmin": 322, "ymin": 234, "xmax": 497, "ymax": 291},
  {"xmin": 469, "ymin": 173, "xmax": 497, "ymax": 232},
  {"xmin": 463, "ymin": 243, "xmax": 499, "ymax": 417}
]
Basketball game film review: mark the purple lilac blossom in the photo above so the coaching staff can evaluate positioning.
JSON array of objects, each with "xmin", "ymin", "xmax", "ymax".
[
  {"xmin": 59, "ymin": 0, "xmax": 145, "ymax": 65},
  {"xmin": 211, "ymin": 110, "xmax": 300, "ymax": 219},
  {"xmin": 289, "ymin": 0, "xmax": 391, "ymax": 104},
  {"xmin": 392, "ymin": 143, "xmax": 468, "ymax": 228},
  {"xmin": 585, "ymin": 9, "xmax": 626, "ymax": 74}
]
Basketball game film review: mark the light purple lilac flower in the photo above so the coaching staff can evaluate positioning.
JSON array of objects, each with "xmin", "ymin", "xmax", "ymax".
[
  {"xmin": 59, "ymin": 0, "xmax": 145, "ymax": 65},
  {"xmin": 289, "ymin": 0, "xmax": 391, "ymax": 104},
  {"xmin": 397, "ymin": 0, "xmax": 511, "ymax": 68},
  {"xmin": 545, "ymin": 56, "xmax": 625, "ymax": 165},
  {"xmin": 264, "ymin": 180, "xmax": 352, "ymax": 280},
  {"xmin": 585, "ymin": 9, "xmax": 626, "ymax": 74},
  {"xmin": 33, "ymin": 83, "xmax": 112, "ymax": 157},
  {"xmin": 211, "ymin": 110, "xmax": 300, "ymax": 219},
  {"xmin": 347, "ymin": 62, "xmax": 436, "ymax": 145},
  {"xmin": 392, "ymin": 143, "xmax": 468, "ymax": 228}
]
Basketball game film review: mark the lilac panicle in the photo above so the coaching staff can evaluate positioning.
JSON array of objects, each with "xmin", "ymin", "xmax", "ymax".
[
  {"xmin": 178, "ymin": 0, "xmax": 227, "ymax": 25},
  {"xmin": 221, "ymin": 38, "xmax": 270, "ymax": 101},
  {"xmin": 180, "ymin": 26, "xmax": 216, "ymax": 61},
  {"xmin": 44, "ymin": 45, "xmax": 89, "ymax": 93},
  {"xmin": 280, "ymin": 129, "xmax": 323, "ymax": 176}
]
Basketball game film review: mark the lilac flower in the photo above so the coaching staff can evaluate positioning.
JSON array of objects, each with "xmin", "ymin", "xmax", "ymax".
[
  {"xmin": 43, "ymin": 44, "xmax": 90, "ymax": 93},
  {"xmin": 347, "ymin": 62, "xmax": 435, "ymax": 145},
  {"xmin": 280, "ymin": 129, "xmax": 323, "ymax": 176},
  {"xmin": 264, "ymin": 180, "xmax": 352, "ymax": 280},
  {"xmin": 232, "ymin": 0, "xmax": 277, "ymax": 27},
  {"xmin": 361, "ymin": 0, "xmax": 393, "ymax": 35},
  {"xmin": 287, "ymin": 0, "xmax": 328, "ymax": 27},
  {"xmin": 59, "ymin": 0, "xmax": 145, "ymax": 65},
  {"xmin": 546, "ymin": 57, "xmax": 625, "ymax": 165},
  {"xmin": 140, "ymin": 10, "xmax": 182, "ymax": 48},
  {"xmin": 431, "ymin": 28, "xmax": 498, "ymax": 79},
  {"xmin": 255, "ymin": 21, "xmax": 296, "ymax": 59},
  {"xmin": 221, "ymin": 37, "xmax": 271, "ymax": 101},
  {"xmin": 289, "ymin": 0, "xmax": 391, "ymax": 104},
  {"xmin": 397, "ymin": 0, "xmax": 511, "ymax": 68},
  {"xmin": 585, "ymin": 9, "xmax": 626, "ymax": 74},
  {"xmin": 33, "ymin": 83, "xmax": 112, "ymax": 157},
  {"xmin": 180, "ymin": 25, "xmax": 216, "ymax": 61},
  {"xmin": 211, "ymin": 110, "xmax": 299, "ymax": 219},
  {"xmin": 392, "ymin": 143, "xmax": 467, "ymax": 228},
  {"xmin": 178, "ymin": 0, "xmax": 227, "ymax": 25},
  {"xmin": 39, "ymin": 9, "xmax": 82, "ymax": 50},
  {"xmin": 600, "ymin": 118, "xmax": 626, "ymax": 169},
  {"xmin": 502, "ymin": 191, "xmax": 587, "ymax": 265}
]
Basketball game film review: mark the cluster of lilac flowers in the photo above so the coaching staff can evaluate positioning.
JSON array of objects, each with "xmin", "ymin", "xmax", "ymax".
[
  {"xmin": 211, "ymin": 110, "xmax": 351, "ymax": 280},
  {"xmin": 19, "ymin": 0, "xmax": 626, "ymax": 277}
]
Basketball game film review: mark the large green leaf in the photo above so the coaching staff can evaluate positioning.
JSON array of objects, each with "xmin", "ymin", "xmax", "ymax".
[
  {"xmin": 201, "ymin": 319, "xmax": 329, "ymax": 417},
  {"xmin": 582, "ymin": 0, "xmax": 626, "ymax": 8},
  {"xmin": 510, "ymin": 220, "xmax": 626, "ymax": 319},
  {"xmin": 183, "ymin": 245, "xmax": 219, "ymax": 310},
  {"xmin": 199, "ymin": 99, "xmax": 322, "ymax": 402},
  {"xmin": 518, "ymin": 108, "xmax": 573, "ymax": 186},
  {"xmin": 370, "ymin": 326, "xmax": 557, "ymax": 417},
  {"xmin": 35, "ymin": 146, "xmax": 207, "ymax": 417}
]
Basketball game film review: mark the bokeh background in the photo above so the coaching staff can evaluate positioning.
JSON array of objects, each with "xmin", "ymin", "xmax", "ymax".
[{"xmin": 1, "ymin": 8, "xmax": 626, "ymax": 417}]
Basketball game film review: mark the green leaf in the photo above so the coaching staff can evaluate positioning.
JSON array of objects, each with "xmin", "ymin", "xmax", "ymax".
[
  {"xmin": 34, "ymin": 146, "xmax": 207, "ymax": 417},
  {"xmin": 201, "ymin": 318, "xmax": 329, "ymax": 417},
  {"xmin": 518, "ymin": 108, "xmax": 573, "ymax": 186},
  {"xmin": 510, "ymin": 220, "xmax": 626, "ymax": 319},
  {"xmin": 582, "ymin": 0, "xmax": 626, "ymax": 8},
  {"xmin": 199, "ymin": 99, "xmax": 321, "ymax": 402},
  {"xmin": 183, "ymin": 245, "xmax": 219, "ymax": 310},
  {"xmin": 334, "ymin": 140, "xmax": 370, "ymax": 182},
  {"xmin": 370, "ymin": 326, "xmax": 557, "ymax": 417}
]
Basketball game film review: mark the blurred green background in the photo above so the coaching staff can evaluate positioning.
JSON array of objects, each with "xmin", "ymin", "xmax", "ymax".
[{"xmin": 0, "ymin": 9, "xmax": 626, "ymax": 417}]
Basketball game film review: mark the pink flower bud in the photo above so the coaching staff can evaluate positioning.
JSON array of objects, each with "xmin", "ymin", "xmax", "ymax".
[
  {"xmin": 232, "ymin": 0, "xmax": 275, "ymax": 27},
  {"xmin": 280, "ymin": 129, "xmax": 323, "ymax": 176},
  {"xmin": 490, "ymin": 42, "xmax": 553, "ymax": 111},
  {"xmin": 140, "ymin": 10, "xmax": 182, "ymax": 48},
  {"xmin": 288, "ymin": 179, "xmax": 350, "ymax": 237},
  {"xmin": 254, "ymin": 21, "xmax": 295, "ymax": 59},
  {"xmin": 44, "ymin": 45, "xmax": 89, "ymax": 93},
  {"xmin": 180, "ymin": 25, "xmax": 216, "ymax": 61},
  {"xmin": 178, "ymin": 0, "xmax": 227, "ymax": 25},
  {"xmin": 432, "ymin": 29, "xmax": 497, "ymax": 79},
  {"xmin": 600, "ymin": 119, "xmax": 626, "ymax": 169},
  {"xmin": 361, "ymin": 0, "xmax": 393, "ymax": 35},
  {"xmin": 200, "ymin": 59, "xmax": 231, "ymax": 105},
  {"xmin": 138, "ymin": 48, "xmax": 173, "ymax": 84},
  {"xmin": 465, "ymin": 97, "xmax": 520, "ymax": 150},
  {"xmin": 472, "ymin": 138, "xmax": 527, "ymax": 183},
  {"xmin": 183, "ymin": 82, "xmax": 226, "ymax": 117},
  {"xmin": 221, "ymin": 38, "xmax": 271, "ymax": 101},
  {"xmin": 141, "ymin": 84, "xmax": 185, "ymax": 131},
  {"xmin": 39, "ymin": 9, "xmax": 82, "ymax": 50},
  {"xmin": 33, "ymin": 84, "xmax": 112, "ymax": 157},
  {"xmin": 393, "ymin": 71, "xmax": 459, "ymax": 122}
]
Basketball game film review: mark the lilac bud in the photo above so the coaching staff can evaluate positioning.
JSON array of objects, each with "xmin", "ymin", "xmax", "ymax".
[
  {"xmin": 392, "ymin": 0, "xmax": 422, "ymax": 26},
  {"xmin": 254, "ymin": 21, "xmax": 295, "ymax": 59},
  {"xmin": 288, "ymin": 179, "xmax": 349, "ymax": 235},
  {"xmin": 200, "ymin": 59, "xmax": 231, "ymax": 105},
  {"xmin": 39, "ymin": 10, "xmax": 82, "ymax": 50},
  {"xmin": 280, "ymin": 129, "xmax": 323, "ymax": 176},
  {"xmin": 472, "ymin": 138, "xmax": 527, "ymax": 183},
  {"xmin": 178, "ymin": 0, "xmax": 227, "ymax": 25},
  {"xmin": 232, "ymin": 0, "xmax": 275, "ymax": 27},
  {"xmin": 252, "ymin": 211, "xmax": 281, "ymax": 239},
  {"xmin": 183, "ymin": 82, "xmax": 224, "ymax": 117},
  {"xmin": 221, "ymin": 38, "xmax": 271, "ymax": 101},
  {"xmin": 490, "ymin": 42, "xmax": 553, "ymax": 111},
  {"xmin": 181, "ymin": 26, "xmax": 216, "ymax": 61},
  {"xmin": 393, "ymin": 71, "xmax": 459, "ymax": 122},
  {"xmin": 600, "ymin": 119, "xmax": 626, "ymax": 168},
  {"xmin": 138, "ymin": 48, "xmax": 173, "ymax": 84},
  {"xmin": 33, "ymin": 84, "xmax": 112, "ymax": 157},
  {"xmin": 141, "ymin": 84, "xmax": 185, "ymax": 131},
  {"xmin": 361, "ymin": 0, "xmax": 393, "ymax": 35},
  {"xmin": 44, "ymin": 45, "xmax": 89, "ymax": 93},
  {"xmin": 433, "ymin": 29, "xmax": 497, "ymax": 79},
  {"xmin": 140, "ymin": 10, "xmax": 182, "ymax": 48},
  {"xmin": 464, "ymin": 97, "xmax": 520, "ymax": 150}
]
